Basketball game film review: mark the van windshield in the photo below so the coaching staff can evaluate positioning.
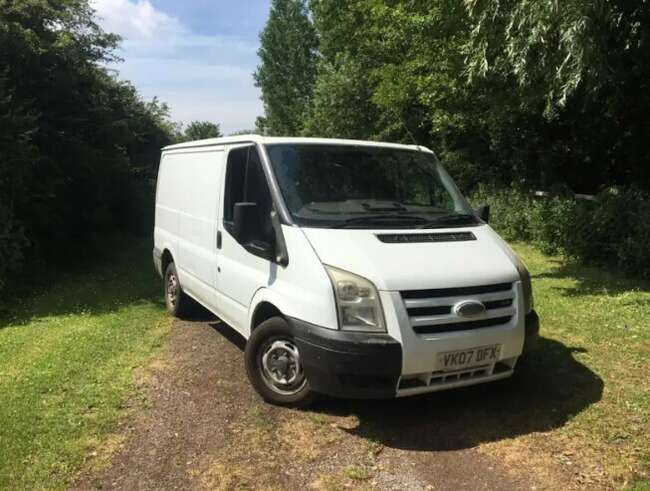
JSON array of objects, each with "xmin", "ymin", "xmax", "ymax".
[{"xmin": 266, "ymin": 144, "xmax": 479, "ymax": 229}]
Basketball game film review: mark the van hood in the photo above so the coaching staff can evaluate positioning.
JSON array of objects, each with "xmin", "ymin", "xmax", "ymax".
[{"xmin": 301, "ymin": 225, "xmax": 520, "ymax": 291}]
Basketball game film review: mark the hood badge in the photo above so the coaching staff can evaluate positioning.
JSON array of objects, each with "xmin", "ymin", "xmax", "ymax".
[{"xmin": 454, "ymin": 300, "xmax": 486, "ymax": 317}]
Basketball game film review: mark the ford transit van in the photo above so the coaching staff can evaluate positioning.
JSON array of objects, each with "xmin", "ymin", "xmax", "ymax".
[{"xmin": 153, "ymin": 136, "xmax": 539, "ymax": 406}]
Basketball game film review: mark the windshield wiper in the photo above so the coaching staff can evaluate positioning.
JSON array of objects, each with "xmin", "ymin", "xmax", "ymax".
[
  {"xmin": 416, "ymin": 213, "xmax": 478, "ymax": 228},
  {"xmin": 331, "ymin": 214, "xmax": 429, "ymax": 229}
]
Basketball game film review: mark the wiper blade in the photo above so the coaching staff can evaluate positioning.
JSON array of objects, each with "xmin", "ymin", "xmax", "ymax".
[
  {"xmin": 331, "ymin": 214, "xmax": 428, "ymax": 229},
  {"xmin": 417, "ymin": 213, "xmax": 477, "ymax": 228}
]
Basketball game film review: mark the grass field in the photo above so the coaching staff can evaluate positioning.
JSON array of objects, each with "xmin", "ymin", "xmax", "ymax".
[
  {"xmin": 0, "ymin": 240, "xmax": 170, "ymax": 489},
  {"xmin": 0, "ymin": 240, "xmax": 648, "ymax": 489},
  {"xmin": 502, "ymin": 244, "xmax": 650, "ymax": 489}
]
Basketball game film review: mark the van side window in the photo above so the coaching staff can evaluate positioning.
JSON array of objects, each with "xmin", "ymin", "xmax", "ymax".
[
  {"xmin": 223, "ymin": 147, "xmax": 248, "ymax": 222},
  {"xmin": 223, "ymin": 146, "xmax": 274, "ymax": 249}
]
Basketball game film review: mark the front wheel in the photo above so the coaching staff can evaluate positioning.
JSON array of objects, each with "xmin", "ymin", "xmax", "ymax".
[
  {"xmin": 164, "ymin": 262, "xmax": 192, "ymax": 318},
  {"xmin": 245, "ymin": 317, "xmax": 315, "ymax": 407}
]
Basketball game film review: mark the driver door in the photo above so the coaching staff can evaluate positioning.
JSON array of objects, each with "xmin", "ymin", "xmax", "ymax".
[{"xmin": 215, "ymin": 144, "xmax": 275, "ymax": 335}]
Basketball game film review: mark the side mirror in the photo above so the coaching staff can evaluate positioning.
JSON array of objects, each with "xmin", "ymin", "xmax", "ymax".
[
  {"xmin": 233, "ymin": 202, "xmax": 287, "ymax": 264},
  {"xmin": 475, "ymin": 204, "xmax": 490, "ymax": 223},
  {"xmin": 233, "ymin": 202, "xmax": 258, "ymax": 243}
]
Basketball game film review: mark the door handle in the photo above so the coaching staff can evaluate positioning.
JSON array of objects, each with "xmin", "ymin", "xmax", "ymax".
[{"xmin": 216, "ymin": 230, "xmax": 222, "ymax": 249}]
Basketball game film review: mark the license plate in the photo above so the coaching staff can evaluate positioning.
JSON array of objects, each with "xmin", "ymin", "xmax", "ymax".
[{"xmin": 437, "ymin": 345, "xmax": 501, "ymax": 372}]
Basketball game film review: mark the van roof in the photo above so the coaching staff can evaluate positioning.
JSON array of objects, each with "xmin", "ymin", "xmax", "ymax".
[{"xmin": 162, "ymin": 135, "xmax": 433, "ymax": 153}]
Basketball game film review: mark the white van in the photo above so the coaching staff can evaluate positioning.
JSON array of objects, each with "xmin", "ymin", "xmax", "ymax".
[{"xmin": 153, "ymin": 136, "xmax": 538, "ymax": 406}]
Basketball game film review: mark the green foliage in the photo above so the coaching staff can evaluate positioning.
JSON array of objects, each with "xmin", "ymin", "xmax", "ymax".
[
  {"xmin": 302, "ymin": 54, "xmax": 380, "ymax": 139},
  {"xmin": 182, "ymin": 121, "xmax": 222, "ymax": 141},
  {"xmin": 254, "ymin": 0, "xmax": 318, "ymax": 135},
  {"xmin": 0, "ymin": 0, "xmax": 179, "ymax": 290},
  {"xmin": 464, "ymin": 1, "xmax": 648, "ymax": 112},
  {"xmin": 0, "ymin": 70, "xmax": 36, "ymax": 290},
  {"xmin": 472, "ymin": 187, "xmax": 650, "ymax": 279}
]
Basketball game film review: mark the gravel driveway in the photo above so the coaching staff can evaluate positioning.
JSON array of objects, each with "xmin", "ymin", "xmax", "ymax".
[{"xmin": 75, "ymin": 313, "xmax": 559, "ymax": 490}]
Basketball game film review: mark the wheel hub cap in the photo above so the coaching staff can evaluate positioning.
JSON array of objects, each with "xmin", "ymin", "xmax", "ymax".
[
  {"xmin": 260, "ymin": 339, "xmax": 305, "ymax": 393},
  {"xmin": 167, "ymin": 273, "xmax": 178, "ymax": 307}
]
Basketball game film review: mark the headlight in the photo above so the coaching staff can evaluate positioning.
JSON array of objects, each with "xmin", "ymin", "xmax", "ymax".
[
  {"xmin": 325, "ymin": 266, "xmax": 386, "ymax": 332},
  {"xmin": 513, "ymin": 256, "xmax": 534, "ymax": 313}
]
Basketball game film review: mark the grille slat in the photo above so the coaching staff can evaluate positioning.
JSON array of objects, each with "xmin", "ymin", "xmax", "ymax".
[
  {"xmin": 410, "ymin": 308, "xmax": 515, "ymax": 328},
  {"xmin": 401, "ymin": 282, "xmax": 512, "ymax": 299},
  {"xmin": 407, "ymin": 305, "xmax": 452, "ymax": 317},
  {"xmin": 483, "ymin": 298, "xmax": 513, "ymax": 310},
  {"xmin": 412, "ymin": 316, "xmax": 513, "ymax": 334}
]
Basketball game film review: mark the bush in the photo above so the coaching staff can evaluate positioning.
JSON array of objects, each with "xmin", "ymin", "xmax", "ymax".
[
  {"xmin": 0, "ymin": 207, "xmax": 28, "ymax": 292},
  {"xmin": 471, "ymin": 186, "xmax": 650, "ymax": 279}
]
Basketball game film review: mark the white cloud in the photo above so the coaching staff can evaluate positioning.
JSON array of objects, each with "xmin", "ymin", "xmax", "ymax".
[
  {"xmin": 93, "ymin": 0, "xmax": 180, "ymax": 40},
  {"xmin": 92, "ymin": 0, "xmax": 263, "ymax": 133}
]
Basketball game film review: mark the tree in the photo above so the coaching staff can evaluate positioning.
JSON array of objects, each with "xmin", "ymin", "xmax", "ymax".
[
  {"xmin": 183, "ymin": 121, "xmax": 222, "ymax": 141},
  {"xmin": 254, "ymin": 0, "xmax": 318, "ymax": 135},
  {"xmin": 302, "ymin": 54, "xmax": 380, "ymax": 140},
  {"xmin": 0, "ymin": 0, "xmax": 177, "ymax": 289},
  {"xmin": 0, "ymin": 71, "xmax": 36, "ymax": 290},
  {"xmin": 463, "ymin": 0, "xmax": 650, "ymax": 187},
  {"xmin": 463, "ymin": 1, "xmax": 646, "ymax": 111}
]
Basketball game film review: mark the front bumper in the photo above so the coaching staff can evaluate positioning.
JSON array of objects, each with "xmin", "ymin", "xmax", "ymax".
[
  {"xmin": 287, "ymin": 317, "xmax": 402, "ymax": 399},
  {"xmin": 153, "ymin": 247, "xmax": 163, "ymax": 278},
  {"xmin": 523, "ymin": 310, "xmax": 540, "ymax": 354},
  {"xmin": 286, "ymin": 308, "xmax": 539, "ymax": 399}
]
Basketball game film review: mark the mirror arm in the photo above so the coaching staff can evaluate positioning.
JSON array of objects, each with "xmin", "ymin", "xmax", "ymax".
[
  {"xmin": 475, "ymin": 204, "xmax": 490, "ymax": 223},
  {"xmin": 270, "ymin": 209, "xmax": 289, "ymax": 267}
]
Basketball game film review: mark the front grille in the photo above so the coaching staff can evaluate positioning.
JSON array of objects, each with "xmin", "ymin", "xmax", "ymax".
[{"xmin": 400, "ymin": 282, "xmax": 515, "ymax": 334}]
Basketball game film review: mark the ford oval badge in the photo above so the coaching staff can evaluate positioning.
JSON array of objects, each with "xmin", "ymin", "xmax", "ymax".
[{"xmin": 454, "ymin": 300, "xmax": 486, "ymax": 317}]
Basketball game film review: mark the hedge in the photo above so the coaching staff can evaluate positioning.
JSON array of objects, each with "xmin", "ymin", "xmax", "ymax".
[{"xmin": 471, "ymin": 187, "xmax": 650, "ymax": 279}]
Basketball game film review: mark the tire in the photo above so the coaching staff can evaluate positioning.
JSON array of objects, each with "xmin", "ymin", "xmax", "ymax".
[
  {"xmin": 164, "ymin": 262, "xmax": 191, "ymax": 318},
  {"xmin": 245, "ymin": 317, "xmax": 316, "ymax": 407}
]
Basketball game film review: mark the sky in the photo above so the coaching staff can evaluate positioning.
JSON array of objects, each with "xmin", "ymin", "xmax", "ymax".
[{"xmin": 93, "ymin": 0, "xmax": 272, "ymax": 134}]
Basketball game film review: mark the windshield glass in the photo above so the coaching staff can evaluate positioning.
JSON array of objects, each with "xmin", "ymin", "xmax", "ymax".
[{"xmin": 266, "ymin": 144, "xmax": 478, "ymax": 229}]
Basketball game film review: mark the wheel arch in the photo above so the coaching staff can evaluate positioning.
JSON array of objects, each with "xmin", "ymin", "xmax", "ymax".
[
  {"xmin": 161, "ymin": 248, "xmax": 174, "ymax": 274},
  {"xmin": 250, "ymin": 301, "xmax": 284, "ymax": 332},
  {"xmin": 248, "ymin": 289, "xmax": 292, "ymax": 335}
]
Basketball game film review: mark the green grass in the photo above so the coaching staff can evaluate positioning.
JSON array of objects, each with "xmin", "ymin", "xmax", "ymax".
[
  {"xmin": 513, "ymin": 243, "xmax": 650, "ymax": 485},
  {"xmin": 343, "ymin": 465, "xmax": 371, "ymax": 480},
  {"xmin": 0, "ymin": 239, "xmax": 169, "ymax": 489}
]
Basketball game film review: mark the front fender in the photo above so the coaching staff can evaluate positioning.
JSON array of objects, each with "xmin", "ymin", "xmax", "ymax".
[
  {"xmin": 248, "ymin": 285, "xmax": 338, "ymax": 337},
  {"xmin": 247, "ymin": 287, "xmax": 296, "ymax": 336}
]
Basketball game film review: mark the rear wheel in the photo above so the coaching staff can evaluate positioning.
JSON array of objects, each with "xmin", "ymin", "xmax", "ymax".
[
  {"xmin": 164, "ymin": 262, "xmax": 191, "ymax": 318},
  {"xmin": 245, "ymin": 317, "xmax": 315, "ymax": 407}
]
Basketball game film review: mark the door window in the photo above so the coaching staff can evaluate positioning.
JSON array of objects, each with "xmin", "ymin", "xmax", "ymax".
[{"xmin": 223, "ymin": 146, "xmax": 274, "ymax": 247}]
